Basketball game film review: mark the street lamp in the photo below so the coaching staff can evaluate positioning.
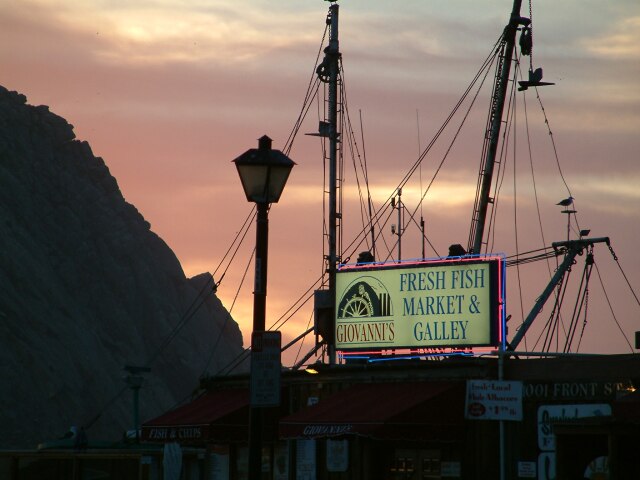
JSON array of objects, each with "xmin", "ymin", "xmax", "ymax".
[
  {"xmin": 234, "ymin": 135, "xmax": 294, "ymax": 204},
  {"xmin": 233, "ymin": 135, "xmax": 295, "ymax": 480}
]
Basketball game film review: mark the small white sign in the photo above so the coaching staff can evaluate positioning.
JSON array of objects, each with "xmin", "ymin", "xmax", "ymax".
[
  {"xmin": 517, "ymin": 461, "xmax": 536, "ymax": 478},
  {"xmin": 465, "ymin": 380, "xmax": 523, "ymax": 421},
  {"xmin": 250, "ymin": 331, "xmax": 281, "ymax": 406}
]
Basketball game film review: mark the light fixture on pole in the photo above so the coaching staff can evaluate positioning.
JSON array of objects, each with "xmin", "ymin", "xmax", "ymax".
[
  {"xmin": 233, "ymin": 135, "xmax": 294, "ymax": 480},
  {"xmin": 234, "ymin": 135, "xmax": 295, "ymax": 204}
]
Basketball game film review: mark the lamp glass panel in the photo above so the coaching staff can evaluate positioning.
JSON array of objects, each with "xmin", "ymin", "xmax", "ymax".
[
  {"xmin": 237, "ymin": 164, "xmax": 269, "ymax": 202},
  {"xmin": 266, "ymin": 165, "xmax": 292, "ymax": 203}
]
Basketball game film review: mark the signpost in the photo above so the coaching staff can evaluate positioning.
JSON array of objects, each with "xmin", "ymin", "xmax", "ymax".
[{"xmin": 466, "ymin": 378, "xmax": 523, "ymax": 480}]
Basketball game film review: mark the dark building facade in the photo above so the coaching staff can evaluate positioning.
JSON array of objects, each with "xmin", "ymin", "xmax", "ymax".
[{"xmin": 136, "ymin": 353, "xmax": 640, "ymax": 480}]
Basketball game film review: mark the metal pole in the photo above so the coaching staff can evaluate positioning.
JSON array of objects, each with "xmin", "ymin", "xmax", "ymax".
[
  {"xmin": 253, "ymin": 202, "xmax": 269, "ymax": 330},
  {"xmin": 124, "ymin": 369, "xmax": 146, "ymax": 441},
  {"xmin": 421, "ymin": 218, "xmax": 425, "ymax": 260},
  {"xmin": 498, "ymin": 351, "xmax": 505, "ymax": 480},
  {"xmin": 327, "ymin": 3, "xmax": 340, "ymax": 365},
  {"xmin": 281, "ymin": 326, "xmax": 315, "ymax": 352},
  {"xmin": 509, "ymin": 237, "xmax": 609, "ymax": 350},
  {"xmin": 133, "ymin": 384, "xmax": 140, "ymax": 441},
  {"xmin": 397, "ymin": 189, "xmax": 402, "ymax": 262},
  {"xmin": 249, "ymin": 201, "xmax": 269, "ymax": 480},
  {"xmin": 471, "ymin": 0, "xmax": 523, "ymax": 254},
  {"xmin": 509, "ymin": 247, "xmax": 578, "ymax": 350}
]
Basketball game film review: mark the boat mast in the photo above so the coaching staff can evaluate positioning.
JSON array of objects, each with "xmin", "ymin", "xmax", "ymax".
[
  {"xmin": 326, "ymin": 1, "xmax": 340, "ymax": 364},
  {"xmin": 470, "ymin": 0, "xmax": 527, "ymax": 254}
]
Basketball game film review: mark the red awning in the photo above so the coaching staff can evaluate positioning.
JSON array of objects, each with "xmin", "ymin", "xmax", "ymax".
[
  {"xmin": 141, "ymin": 388, "xmax": 249, "ymax": 444},
  {"xmin": 280, "ymin": 381, "xmax": 464, "ymax": 441}
]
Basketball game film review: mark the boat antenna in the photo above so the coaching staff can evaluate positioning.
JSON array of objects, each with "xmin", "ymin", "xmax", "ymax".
[
  {"xmin": 417, "ymin": 109, "xmax": 426, "ymax": 259},
  {"xmin": 359, "ymin": 109, "xmax": 376, "ymax": 259},
  {"xmin": 391, "ymin": 189, "xmax": 403, "ymax": 262}
]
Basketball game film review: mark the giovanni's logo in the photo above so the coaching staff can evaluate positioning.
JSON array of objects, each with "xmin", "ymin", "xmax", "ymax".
[{"xmin": 337, "ymin": 276, "xmax": 392, "ymax": 318}]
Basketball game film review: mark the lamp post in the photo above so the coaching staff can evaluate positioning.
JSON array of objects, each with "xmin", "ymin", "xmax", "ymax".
[{"xmin": 233, "ymin": 135, "xmax": 295, "ymax": 480}]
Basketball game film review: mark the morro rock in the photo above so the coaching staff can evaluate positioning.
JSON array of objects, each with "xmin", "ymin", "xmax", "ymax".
[{"xmin": 0, "ymin": 85, "xmax": 244, "ymax": 448}]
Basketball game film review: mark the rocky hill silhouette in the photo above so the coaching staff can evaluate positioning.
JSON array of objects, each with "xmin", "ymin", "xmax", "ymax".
[{"xmin": 0, "ymin": 86, "xmax": 244, "ymax": 448}]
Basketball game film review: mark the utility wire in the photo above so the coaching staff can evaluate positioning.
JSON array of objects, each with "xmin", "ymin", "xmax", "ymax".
[{"xmin": 594, "ymin": 261, "xmax": 634, "ymax": 352}]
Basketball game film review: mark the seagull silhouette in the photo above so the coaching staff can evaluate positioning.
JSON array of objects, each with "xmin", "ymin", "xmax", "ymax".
[{"xmin": 556, "ymin": 196, "xmax": 574, "ymax": 207}]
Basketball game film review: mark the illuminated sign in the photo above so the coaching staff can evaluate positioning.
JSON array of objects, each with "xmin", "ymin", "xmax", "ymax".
[{"xmin": 335, "ymin": 256, "xmax": 505, "ymax": 351}]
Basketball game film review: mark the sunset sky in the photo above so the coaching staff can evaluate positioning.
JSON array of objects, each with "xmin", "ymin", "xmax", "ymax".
[{"xmin": 2, "ymin": 0, "xmax": 639, "ymax": 368}]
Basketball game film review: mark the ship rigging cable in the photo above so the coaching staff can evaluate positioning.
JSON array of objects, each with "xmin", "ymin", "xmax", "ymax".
[
  {"xmin": 487, "ymin": 48, "xmax": 522, "ymax": 254},
  {"xmin": 84, "ymin": 206, "xmax": 260, "ymax": 428},
  {"xmin": 222, "ymin": 35, "xmax": 328, "ymax": 361},
  {"xmin": 145, "ymin": 205, "xmax": 257, "ymax": 369},
  {"xmin": 537, "ymin": 266, "xmax": 572, "ymax": 352},
  {"xmin": 211, "ymin": 32, "xmax": 514, "ymax": 371},
  {"xmin": 283, "ymin": 22, "xmax": 328, "ymax": 155},
  {"xmin": 242, "ymin": 32, "xmax": 512, "ymax": 364},
  {"xmin": 519, "ymin": 87, "xmax": 560, "ymax": 351},
  {"xmin": 342, "ymin": 35, "xmax": 505, "ymax": 263},
  {"xmin": 468, "ymin": 37, "xmax": 509, "ymax": 253},
  {"xmin": 203, "ymin": 0, "xmax": 639, "ymax": 371},
  {"xmin": 200, "ymin": 247, "xmax": 256, "ymax": 378},
  {"xmin": 211, "ymin": 206, "xmax": 256, "ymax": 289},
  {"xmin": 512, "ymin": 70, "xmax": 528, "ymax": 338},
  {"xmin": 213, "ymin": 277, "xmax": 323, "ymax": 375},
  {"xmin": 535, "ymin": 89, "xmax": 572, "ymax": 199},
  {"xmin": 210, "ymin": 27, "xmax": 509, "ymax": 370},
  {"xmin": 407, "ymin": 43, "xmax": 499, "ymax": 258},
  {"xmin": 563, "ymin": 247, "xmax": 594, "ymax": 352},
  {"xmin": 594, "ymin": 262, "xmax": 635, "ymax": 352}
]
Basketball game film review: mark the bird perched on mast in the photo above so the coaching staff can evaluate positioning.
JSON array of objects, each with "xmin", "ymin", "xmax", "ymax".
[{"xmin": 556, "ymin": 196, "xmax": 574, "ymax": 207}]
